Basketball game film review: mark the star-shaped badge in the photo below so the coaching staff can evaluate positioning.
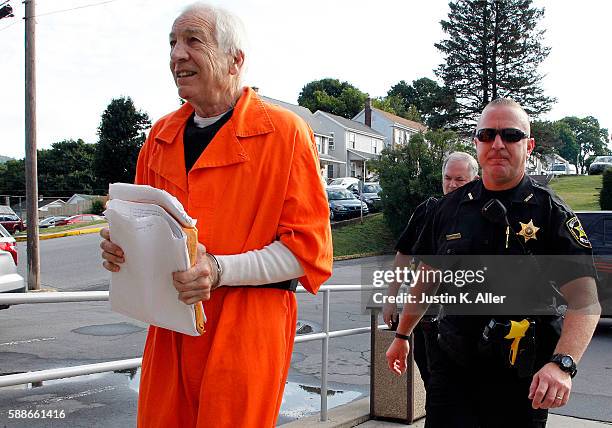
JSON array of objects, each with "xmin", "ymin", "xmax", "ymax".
[{"xmin": 517, "ymin": 219, "xmax": 539, "ymax": 242}]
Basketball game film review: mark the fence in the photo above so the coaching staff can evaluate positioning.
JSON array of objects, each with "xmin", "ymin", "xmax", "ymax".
[{"xmin": 0, "ymin": 285, "xmax": 382, "ymax": 422}]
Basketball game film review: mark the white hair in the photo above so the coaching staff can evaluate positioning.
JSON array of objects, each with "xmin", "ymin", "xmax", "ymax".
[
  {"xmin": 180, "ymin": 3, "xmax": 248, "ymax": 58},
  {"xmin": 443, "ymin": 152, "xmax": 479, "ymax": 178}
]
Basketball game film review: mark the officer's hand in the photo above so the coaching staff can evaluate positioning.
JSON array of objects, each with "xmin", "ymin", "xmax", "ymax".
[
  {"xmin": 386, "ymin": 338, "xmax": 409, "ymax": 376},
  {"xmin": 383, "ymin": 302, "xmax": 397, "ymax": 327},
  {"xmin": 172, "ymin": 243, "xmax": 217, "ymax": 305},
  {"xmin": 528, "ymin": 362, "xmax": 572, "ymax": 409},
  {"xmin": 100, "ymin": 227, "xmax": 124, "ymax": 272}
]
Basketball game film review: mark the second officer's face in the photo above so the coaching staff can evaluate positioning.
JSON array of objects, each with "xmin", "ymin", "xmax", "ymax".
[{"xmin": 475, "ymin": 105, "xmax": 534, "ymax": 191}]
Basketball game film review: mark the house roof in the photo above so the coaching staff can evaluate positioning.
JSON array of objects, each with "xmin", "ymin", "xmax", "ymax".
[
  {"xmin": 259, "ymin": 95, "xmax": 330, "ymax": 137},
  {"xmin": 319, "ymin": 153, "xmax": 346, "ymax": 164},
  {"xmin": 315, "ymin": 111, "xmax": 384, "ymax": 138},
  {"xmin": 0, "ymin": 205, "xmax": 16, "ymax": 215},
  {"xmin": 347, "ymin": 148, "xmax": 380, "ymax": 160}
]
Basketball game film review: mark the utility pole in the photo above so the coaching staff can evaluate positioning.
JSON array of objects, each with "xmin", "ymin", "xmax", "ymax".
[{"xmin": 25, "ymin": 0, "xmax": 40, "ymax": 291}]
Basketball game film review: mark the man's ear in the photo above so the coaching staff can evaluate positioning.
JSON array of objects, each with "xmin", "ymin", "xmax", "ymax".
[
  {"xmin": 229, "ymin": 51, "xmax": 245, "ymax": 75},
  {"xmin": 527, "ymin": 138, "xmax": 535, "ymax": 156}
]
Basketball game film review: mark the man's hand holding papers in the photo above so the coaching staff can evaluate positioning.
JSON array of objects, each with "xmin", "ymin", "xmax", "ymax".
[{"xmin": 173, "ymin": 243, "xmax": 218, "ymax": 305}]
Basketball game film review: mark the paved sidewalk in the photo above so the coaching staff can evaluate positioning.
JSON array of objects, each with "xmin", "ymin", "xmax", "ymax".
[
  {"xmin": 358, "ymin": 414, "xmax": 612, "ymax": 427},
  {"xmin": 283, "ymin": 398, "xmax": 612, "ymax": 427}
]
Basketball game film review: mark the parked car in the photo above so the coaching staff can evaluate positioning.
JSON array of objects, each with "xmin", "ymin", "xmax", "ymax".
[
  {"xmin": 576, "ymin": 211, "xmax": 612, "ymax": 317},
  {"xmin": 0, "ymin": 223, "xmax": 25, "ymax": 309},
  {"xmin": 359, "ymin": 182, "xmax": 382, "ymax": 212},
  {"xmin": 54, "ymin": 214, "xmax": 105, "ymax": 226},
  {"xmin": 326, "ymin": 186, "xmax": 368, "ymax": 221},
  {"xmin": 547, "ymin": 163, "xmax": 576, "ymax": 176},
  {"xmin": 38, "ymin": 216, "xmax": 68, "ymax": 228},
  {"xmin": 588, "ymin": 156, "xmax": 612, "ymax": 175},
  {"xmin": 0, "ymin": 214, "xmax": 25, "ymax": 234},
  {"xmin": 327, "ymin": 177, "xmax": 360, "ymax": 189}
]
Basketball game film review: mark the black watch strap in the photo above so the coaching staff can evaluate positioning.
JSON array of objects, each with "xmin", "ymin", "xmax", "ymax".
[
  {"xmin": 395, "ymin": 332, "xmax": 410, "ymax": 340},
  {"xmin": 550, "ymin": 353, "xmax": 577, "ymax": 378}
]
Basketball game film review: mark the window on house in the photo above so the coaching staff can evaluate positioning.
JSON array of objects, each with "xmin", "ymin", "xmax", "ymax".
[
  {"xmin": 329, "ymin": 132, "xmax": 335, "ymax": 151},
  {"xmin": 315, "ymin": 136, "xmax": 322, "ymax": 153},
  {"xmin": 372, "ymin": 139, "xmax": 377, "ymax": 154},
  {"xmin": 348, "ymin": 132, "xmax": 356, "ymax": 149}
]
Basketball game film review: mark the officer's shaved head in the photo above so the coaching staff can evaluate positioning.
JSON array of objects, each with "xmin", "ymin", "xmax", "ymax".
[{"xmin": 478, "ymin": 98, "xmax": 531, "ymax": 135}]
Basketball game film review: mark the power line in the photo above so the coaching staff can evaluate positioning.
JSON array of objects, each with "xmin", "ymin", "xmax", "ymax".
[
  {"xmin": 30, "ymin": 0, "xmax": 119, "ymax": 19},
  {"xmin": 0, "ymin": 19, "xmax": 16, "ymax": 32}
]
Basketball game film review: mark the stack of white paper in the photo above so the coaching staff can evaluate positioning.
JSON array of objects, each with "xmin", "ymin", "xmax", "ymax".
[{"xmin": 105, "ymin": 183, "xmax": 205, "ymax": 336}]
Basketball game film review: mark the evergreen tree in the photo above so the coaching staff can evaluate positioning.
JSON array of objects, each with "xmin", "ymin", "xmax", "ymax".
[
  {"xmin": 93, "ymin": 97, "xmax": 151, "ymax": 191},
  {"xmin": 435, "ymin": 0, "xmax": 555, "ymax": 131}
]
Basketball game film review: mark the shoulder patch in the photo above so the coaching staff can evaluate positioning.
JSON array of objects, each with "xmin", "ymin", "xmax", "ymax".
[{"xmin": 566, "ymin": 216, "xmax": 592, "ymax": 248}]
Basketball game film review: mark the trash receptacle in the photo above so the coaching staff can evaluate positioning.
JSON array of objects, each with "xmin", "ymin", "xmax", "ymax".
[{"xmin": 369, "ymin": 308, "xmax": 426, "ymax": 424}]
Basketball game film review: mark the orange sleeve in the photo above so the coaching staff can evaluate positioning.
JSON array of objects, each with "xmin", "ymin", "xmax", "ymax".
[{"xmin": 277, "ymin": 122, "xmax": 333, "ymax": 294}]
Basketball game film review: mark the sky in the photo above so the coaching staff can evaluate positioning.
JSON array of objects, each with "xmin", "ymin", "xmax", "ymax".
[{"xmin": 1, "ymin": 0, "xmax": 610, "ymax": 160}]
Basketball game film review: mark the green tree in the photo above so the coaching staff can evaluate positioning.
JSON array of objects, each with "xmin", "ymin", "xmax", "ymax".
[
  {"xmin": 298, "ymin": 78, "xmax": 367, "ymax": 118},
  {"xmin": 94, "ymin": 97, "xmax": 151, "ymax": 191},
  {"xmin": 387, "ymin": 78, "xmax": 458, "ymax": 129},
  {"xmin": 0, "ymin": 159, "xmax": 25, "ymax": 196},
  {"xmin": 435, "ymin": 0, "xmax": 555, "ymax": 131},
  {"xmin": 38, "ymin": 139, "xmax": 97, "ymax": 196},
  {"xmin": 559, "ymin": 116, "xmax": 610, "ymax": 174},
  {"xmin": 368, "ymin": 135, "xmax": 442, "ymax": 237}
]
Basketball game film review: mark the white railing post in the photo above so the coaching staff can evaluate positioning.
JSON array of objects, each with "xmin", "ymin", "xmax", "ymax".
[{"xmin": 320, "ymin": 289, "xmax": 330, "ymax": 421}]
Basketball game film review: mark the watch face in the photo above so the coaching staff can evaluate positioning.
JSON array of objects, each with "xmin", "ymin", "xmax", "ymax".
[{"xmin": 561, "ymin": 356, "xmax": 573, "ymax": 368}]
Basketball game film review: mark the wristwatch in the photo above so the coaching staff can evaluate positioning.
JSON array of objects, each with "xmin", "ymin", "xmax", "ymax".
[{"xmin": 550, "ymin": 354, "xmax": 577, "ymax": 378}]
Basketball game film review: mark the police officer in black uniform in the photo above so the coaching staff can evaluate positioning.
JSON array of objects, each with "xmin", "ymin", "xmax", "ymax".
[
  {"xmin": 384, "ymin": 152, "xmax": 479, "ymax": 387},
  {"xmin": 386, "ymin": 99, "xmax": 601, "ymax": 428}
]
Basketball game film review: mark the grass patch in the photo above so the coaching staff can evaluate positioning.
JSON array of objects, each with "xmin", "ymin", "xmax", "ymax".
[
  {"xmin": 332, "ymin": 213, "xmax": 396, "ymax": 257},
  {"xmin": 548, "ymin": 175, "xmax": 602, "ymax": 211}
]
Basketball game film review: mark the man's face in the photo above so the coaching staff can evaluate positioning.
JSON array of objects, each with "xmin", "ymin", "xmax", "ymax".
[
  {"xmin": 474, "ymin": 105, "xmax": 534, "ymax": 191},
  {"xmin": 442, "ymin": 160, "xmax": 475, "ymax": 195},
  {"xmin": 169, "ymin": 11, "xmax": 230, "ymax": 105}
]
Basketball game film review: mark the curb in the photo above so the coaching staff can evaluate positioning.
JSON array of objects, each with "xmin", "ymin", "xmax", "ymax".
[
  {"xmin": 282, "ymin": 398, "xmax": 370, "ymax": 428},
  {"xmin": 14, "ymin": 227, "xmax": 104, "ymax": 242}
]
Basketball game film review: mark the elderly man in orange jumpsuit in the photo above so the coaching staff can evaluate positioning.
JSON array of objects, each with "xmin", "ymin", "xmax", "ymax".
[{"xmin": 100, "ymin": 3, "xmax": 333, "ymax": 427}]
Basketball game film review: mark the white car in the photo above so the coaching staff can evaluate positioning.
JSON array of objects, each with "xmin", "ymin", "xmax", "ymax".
[
  {"xmin": 0, "ymin": 223, "xmax": 25, "ymax": 307},
  {"xmin": 327, "ymin": 177, "xmax": 360, "ymax": 189},
  {"xmin": 547, "ymin": 163, "xmax": 576, "ymax": 176}
]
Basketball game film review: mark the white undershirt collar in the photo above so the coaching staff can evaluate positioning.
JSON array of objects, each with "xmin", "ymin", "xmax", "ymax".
[{"xmin": 193, "ymin": 110, "xmax": 231, "ymax": 128}]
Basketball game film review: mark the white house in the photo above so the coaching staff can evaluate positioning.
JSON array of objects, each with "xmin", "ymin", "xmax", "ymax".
[
  {"xmin": 314, "ymin": 110, "xmax": 385, "ymax": 179},
  {"xmin": 352, "ymin": 101, "xmax": 427, "ymax": 149},
  {"xmin": 259, "ymin": 94, "xmax": 345, "ymax": 182}
]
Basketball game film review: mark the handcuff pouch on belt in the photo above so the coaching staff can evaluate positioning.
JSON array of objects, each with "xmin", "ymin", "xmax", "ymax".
[{"xmin": 479, "ymin": 318, "xmax": 536, "ymax": 377}]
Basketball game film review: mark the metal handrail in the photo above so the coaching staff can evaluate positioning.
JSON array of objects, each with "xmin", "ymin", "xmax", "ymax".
[{"xmin": 0, "ymin": 285, "xmax": 383, "ymax": 422}]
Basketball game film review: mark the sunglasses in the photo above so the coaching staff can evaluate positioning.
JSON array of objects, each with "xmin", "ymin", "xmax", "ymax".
[{"xmin": 475, "ymin": 128, "xmax": 529, "ymax": 143}]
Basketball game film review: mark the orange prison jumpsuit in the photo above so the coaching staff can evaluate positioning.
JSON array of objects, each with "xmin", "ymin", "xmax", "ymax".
[{"xmin": 134, "ymin": 87, "xmax": 333, "ymax": 427}]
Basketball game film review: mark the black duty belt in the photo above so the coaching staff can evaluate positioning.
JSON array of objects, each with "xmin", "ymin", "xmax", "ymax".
[{"xmin": 234, "ymin": 279, "xmax": 298, "ymax": 292}]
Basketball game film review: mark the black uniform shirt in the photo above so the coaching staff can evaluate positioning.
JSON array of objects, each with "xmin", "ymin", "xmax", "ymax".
[
  {"xmin": 412, "ymin": 175, "xmax": 596, "ymax": 336},
  {"xmin": 395, "ymin": 196, "xmax": 438, "ymax": 255}
]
